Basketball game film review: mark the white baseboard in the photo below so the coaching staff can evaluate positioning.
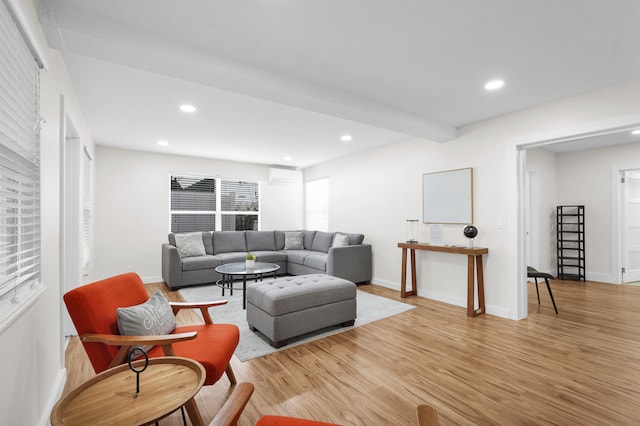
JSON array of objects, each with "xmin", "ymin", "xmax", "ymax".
[
  {"xmin": 370, "ymin": 277, "xmax": 399, "ymax": 290},
  {"xmin": 39, "ymin": 367, "xmax": 66, "ymax": 426},
  {"xmin": 586, "ymin": 271, "xmax": 618, "ymax": 284},
  {"xmin": 371, "ymin": 278, "xmax": 511, "ymax": 319}
]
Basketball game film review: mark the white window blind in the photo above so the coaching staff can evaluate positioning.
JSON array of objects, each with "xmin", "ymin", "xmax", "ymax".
[
  {"xmin": 0, "ymin": 0, "xmax": 42, "ymax": 330},
  {"xmin": 170, "ymin": 175, "xmax": 259, "ymax": 232},
  {"xmin": 220, "ymin": 179, "xmax": 259, "ymax": 231},
  {"xmin": 306, "ymin": 178, "xmax": 329, "ymax": 232}
]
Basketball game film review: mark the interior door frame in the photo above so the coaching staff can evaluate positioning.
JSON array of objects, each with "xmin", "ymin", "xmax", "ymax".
[
  {"xmin": 612, "ymin": 164, "xmax": 640, "ymax": 283},
  {"xmin": 59, "ymin": 95, "xmax": 82, "ymax": 338}
]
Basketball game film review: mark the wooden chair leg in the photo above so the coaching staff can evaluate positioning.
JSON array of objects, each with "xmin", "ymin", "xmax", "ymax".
[
  {"xmin": 226, "ymin": 364, "xmax": 237, "ymax": 385},
  {"xmin": 545, "ymin": 278, "xmax": 559, "ymax": 314},
  {"xmin": 417, "ymin": 404, "xmax": 441, "ymax": 426}
]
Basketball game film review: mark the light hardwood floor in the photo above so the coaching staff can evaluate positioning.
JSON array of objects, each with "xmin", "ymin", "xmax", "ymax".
[{"xmin": 62, "ymin": 279, "xmax": 640, "ymax": 425}]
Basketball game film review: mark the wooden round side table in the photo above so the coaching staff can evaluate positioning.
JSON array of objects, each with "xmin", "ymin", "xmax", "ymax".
[{"xmin": 51, "ymin": 356, "xmax": 205, "ymax": 426}]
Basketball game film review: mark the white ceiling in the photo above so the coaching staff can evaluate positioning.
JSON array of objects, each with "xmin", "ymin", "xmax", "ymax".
[{"xmin": 38, "ymin": 0, "xmax": 640, "ymax": 168}]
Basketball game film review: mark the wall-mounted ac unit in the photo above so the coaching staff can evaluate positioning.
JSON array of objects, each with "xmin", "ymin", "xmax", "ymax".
[{"xmin": 268, "ymin": 167, "xmax": 303, "ymax": 183}]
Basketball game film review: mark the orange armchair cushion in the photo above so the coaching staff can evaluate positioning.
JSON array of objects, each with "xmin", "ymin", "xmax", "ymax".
[{"xmin": 64, "ymin": 272, "xmax": 239, "ymax": 385}]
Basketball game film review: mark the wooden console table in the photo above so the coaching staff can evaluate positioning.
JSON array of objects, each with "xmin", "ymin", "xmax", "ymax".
[{"xmin": 398, "ymin": 242, "xmax": 489, "ymax": 317}]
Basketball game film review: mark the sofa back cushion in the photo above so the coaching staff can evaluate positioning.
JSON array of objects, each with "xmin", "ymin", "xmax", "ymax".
[
  {"xmin": 344, "ymin": 232, "xmax": 365, "ymax": 245},
  {"xmin": 246, "ymin": 231, "xmax": 276, "ymax": 251},
  {"xmin": 303, "ymin": 230, "xmax": 317, "ymax": 250},
  {"xmin": 311, "ymin": 231, "xmax": 335, "ymax": 253},
  {"xmin": 168, "ymin": 232, "xmax": 213, "ymax": 255},
  {"xmin": 213, "ymin": 231, "xmax": 247, "ymax": 254},
  {"xmin": 274, "ymin": 230, "xmax": 287, "ymax": 250}
]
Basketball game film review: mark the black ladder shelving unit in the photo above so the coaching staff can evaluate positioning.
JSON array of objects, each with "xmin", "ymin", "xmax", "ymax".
[{"xmin": 556, "ymin": 205, "xmax": 585, "ymax": 281}]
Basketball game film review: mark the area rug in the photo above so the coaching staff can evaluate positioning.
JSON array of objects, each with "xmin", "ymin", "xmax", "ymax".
[{"xmin": 178, "ymin": 284, "xmax": 415, "ymax": 361}]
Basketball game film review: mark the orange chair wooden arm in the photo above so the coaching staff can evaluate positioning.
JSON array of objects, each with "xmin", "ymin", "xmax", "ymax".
[
  {"xmin": 209, "ymin": 382, "xmax": 255, "ymax": 426},
  {"xmin": 80, "ymin": 331, "xmax": 197, "ymax": 346},
  {"xmin": 81, "ymin": 331, "xmax": 198, "ymax": 368},
  {"xmin": 170, "ymin": 300, "xmax": 228, "ymax": 324}
]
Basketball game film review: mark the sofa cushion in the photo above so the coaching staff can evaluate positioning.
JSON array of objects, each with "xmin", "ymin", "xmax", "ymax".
[
  {"xmin": 182, "ymin": 255, "xmax": 219, "ymax": 271},
  {"xmin": 249, "ymin": 251, "xmax": 288, "ymax": 263},
  {"xmin": 332, "ymin": 232, "xmax": 350, "ymax": 247},
  {"xmin": 303, "ymin": 230, "xmax": 317, "ymax": 249},
  {"xmin": 304, "ymin": 253, "xmax": 328, "ymax": 270},
  {"xmin": 284, "ymin": 231, "xmax": 304, "ymax": 250},
  {"xmin": 274, "ymin": 230, "xmax": 287, "ymax": 250},
  {"xmin": 345, "ymin": 232, "xmax": 365, "ymax": 245},
  {"xmin": 246, "ymin": 231, "xmax": 276, "ymax": 251},
  {"xmin": 174, "ymin": 232, "xmax": 207, "ymax": 257},
  {"xmin": 285, "ymin": 250, "xmax": 314, "ymax": 265},
  {"xmin": 213, "ymin": 252, "xmax": 247, "ymax": 263},
  {"xmin": 311, "ymin": 231, "xmax": 335, "ymax": 253},
  {"xmin": 213, "ymin": 231, "xmax": 247, "ymax": 254}
]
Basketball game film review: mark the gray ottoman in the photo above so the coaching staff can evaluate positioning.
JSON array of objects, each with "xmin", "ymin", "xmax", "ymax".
[{"xmin": 246, "ymin": 274, "xmax": 357, "ymax": 348}]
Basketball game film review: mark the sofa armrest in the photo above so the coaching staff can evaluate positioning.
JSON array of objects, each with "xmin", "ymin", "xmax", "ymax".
[
  {"xmin": 327, "ymin": 244, "xmax": 372, "ymax": 284},
  {"xmin": 162, "ymin": 243, "xmax": 183, "ymax": 289}
]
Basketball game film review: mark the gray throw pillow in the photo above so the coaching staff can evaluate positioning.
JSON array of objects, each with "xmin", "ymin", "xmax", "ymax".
[
  {"xmin": 284, "ymin": 231, "xmax": 304, "ymax": 250},
  {"xmin": 332, "ymin": 232, "xmax": 350, "ymax": 247},
  {"xmin": 174, "ymin": 232, "xmax": 206, "ymax": 257},
  {"xmin": 117, "ymin": 291, "xmax": 177, "ymax": 353}
]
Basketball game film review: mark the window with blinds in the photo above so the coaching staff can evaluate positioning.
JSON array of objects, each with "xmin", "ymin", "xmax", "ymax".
[
  {"xmin": 170, "ymin": 175, "xmax": 259, "ymax": 233},
  {"xmin": 0, "ymin": 1, "xmax": 43, "ymax": 329},
  {"xmin": 305, "ymin": 178, "xmax": 329, "ymax": 232}
]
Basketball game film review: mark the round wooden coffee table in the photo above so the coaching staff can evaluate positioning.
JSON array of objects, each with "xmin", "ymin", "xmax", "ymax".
[{"xmin": 51, "ymin": 356, "xmax": 205, "ymax": 426}]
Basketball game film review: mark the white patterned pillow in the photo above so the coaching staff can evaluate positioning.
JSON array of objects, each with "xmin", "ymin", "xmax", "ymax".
[
  {"xmin": 284, "ymin": 231, "xmax": 304, "ymax": 250},
  {"xmin": 332, "ymin": 232, "xmax": 350, "ymax": 247},
  {"xmin": 117, "ymin": 290, "xmax": 176, "ymax": 341},
  {"xmin": 174, "ymin": 232, "xmax": 206, "ymax": 257}
]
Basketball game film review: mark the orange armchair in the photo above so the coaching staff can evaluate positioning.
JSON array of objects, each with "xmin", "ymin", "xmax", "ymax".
[{"xmin": 63, "ymin": 272, "xmax": 239, "ymax": 386}]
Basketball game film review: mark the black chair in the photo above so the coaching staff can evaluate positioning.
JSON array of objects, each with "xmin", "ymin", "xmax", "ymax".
[{"xmin": 527, "ymin": 266, "xmax": 558, "ymax": 314}]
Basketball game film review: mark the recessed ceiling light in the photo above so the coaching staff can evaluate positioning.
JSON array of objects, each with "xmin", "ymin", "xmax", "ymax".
[
  {"xmin": 179, "ymin": 104, "xmax": 197, "ymax": 113},
  {"xmin": 340, "ymin": 134, "xmax": 352, "ymax": 142},
  {"xmin": 157, "ymin": 140, "xmax": 169, "ymax": 146},
  {"xmin": 484, "ymin": 80, "xmax": 505, "ymax": 91},
  {"xmin": 284, "ymin": 155, "xmax": 292, "ymax": 161},
  {"xmin": 632, "ymin": 129, "xmax": 640, "ymax": 135}
]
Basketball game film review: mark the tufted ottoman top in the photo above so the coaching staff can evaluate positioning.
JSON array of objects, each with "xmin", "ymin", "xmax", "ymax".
[{"xmin": 246, "ymin": 274, "xmax": 356, "ymax": 316}]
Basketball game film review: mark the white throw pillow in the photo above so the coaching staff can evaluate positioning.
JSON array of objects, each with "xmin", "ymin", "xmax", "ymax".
[
  {"xmin": 174, "ymin": 232, "xmax": 206, "ymax": 257},
  {"xmin": 284, "ymin": 231, "xmax": 304, "ymax": 250},
  {"xmin": 332, "ymin": 232, "xmax": 350, "ymax": 247}
]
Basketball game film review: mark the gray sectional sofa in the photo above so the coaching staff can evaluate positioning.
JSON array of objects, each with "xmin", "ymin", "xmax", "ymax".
[{"xmin": 161, "ymin": 230, "xmax": 372, "ymax": 290}]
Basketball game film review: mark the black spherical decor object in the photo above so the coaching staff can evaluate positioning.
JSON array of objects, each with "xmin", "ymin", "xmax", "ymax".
[{"xmin": 463, "ymin": 225, "xmax": 478, "ymax": 239}]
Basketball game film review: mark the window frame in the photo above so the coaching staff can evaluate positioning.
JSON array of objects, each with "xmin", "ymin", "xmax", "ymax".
[{"xmin": 170, "ymin": 174, "xmax": 260, "ymax": 233}]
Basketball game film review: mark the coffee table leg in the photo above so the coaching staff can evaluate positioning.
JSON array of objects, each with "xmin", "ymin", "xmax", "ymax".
[{"xmin": 243, "ymin": 275, "xmax": 247, "ymax": 310}]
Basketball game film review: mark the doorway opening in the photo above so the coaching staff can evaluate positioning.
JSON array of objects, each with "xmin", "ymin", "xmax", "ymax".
[{"xmin": 517, "ymin": 120, "xmax": 640, "ymax": 319}]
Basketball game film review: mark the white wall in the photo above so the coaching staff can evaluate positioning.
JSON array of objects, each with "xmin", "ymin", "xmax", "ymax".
[
  {"xmin": 556, "ymin": 142, "xmax": 640, "ymax": 283},
  {"xmin": 90, "ymin": 147, "xmax": 304, "ymax": 282},
  {"xmin": 0, "ymin": 1, "xmax": 95, "ymax": 424},
  {"xmin": 305, "ymin": 78, "xmax": 640, "ymax": 319}
]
